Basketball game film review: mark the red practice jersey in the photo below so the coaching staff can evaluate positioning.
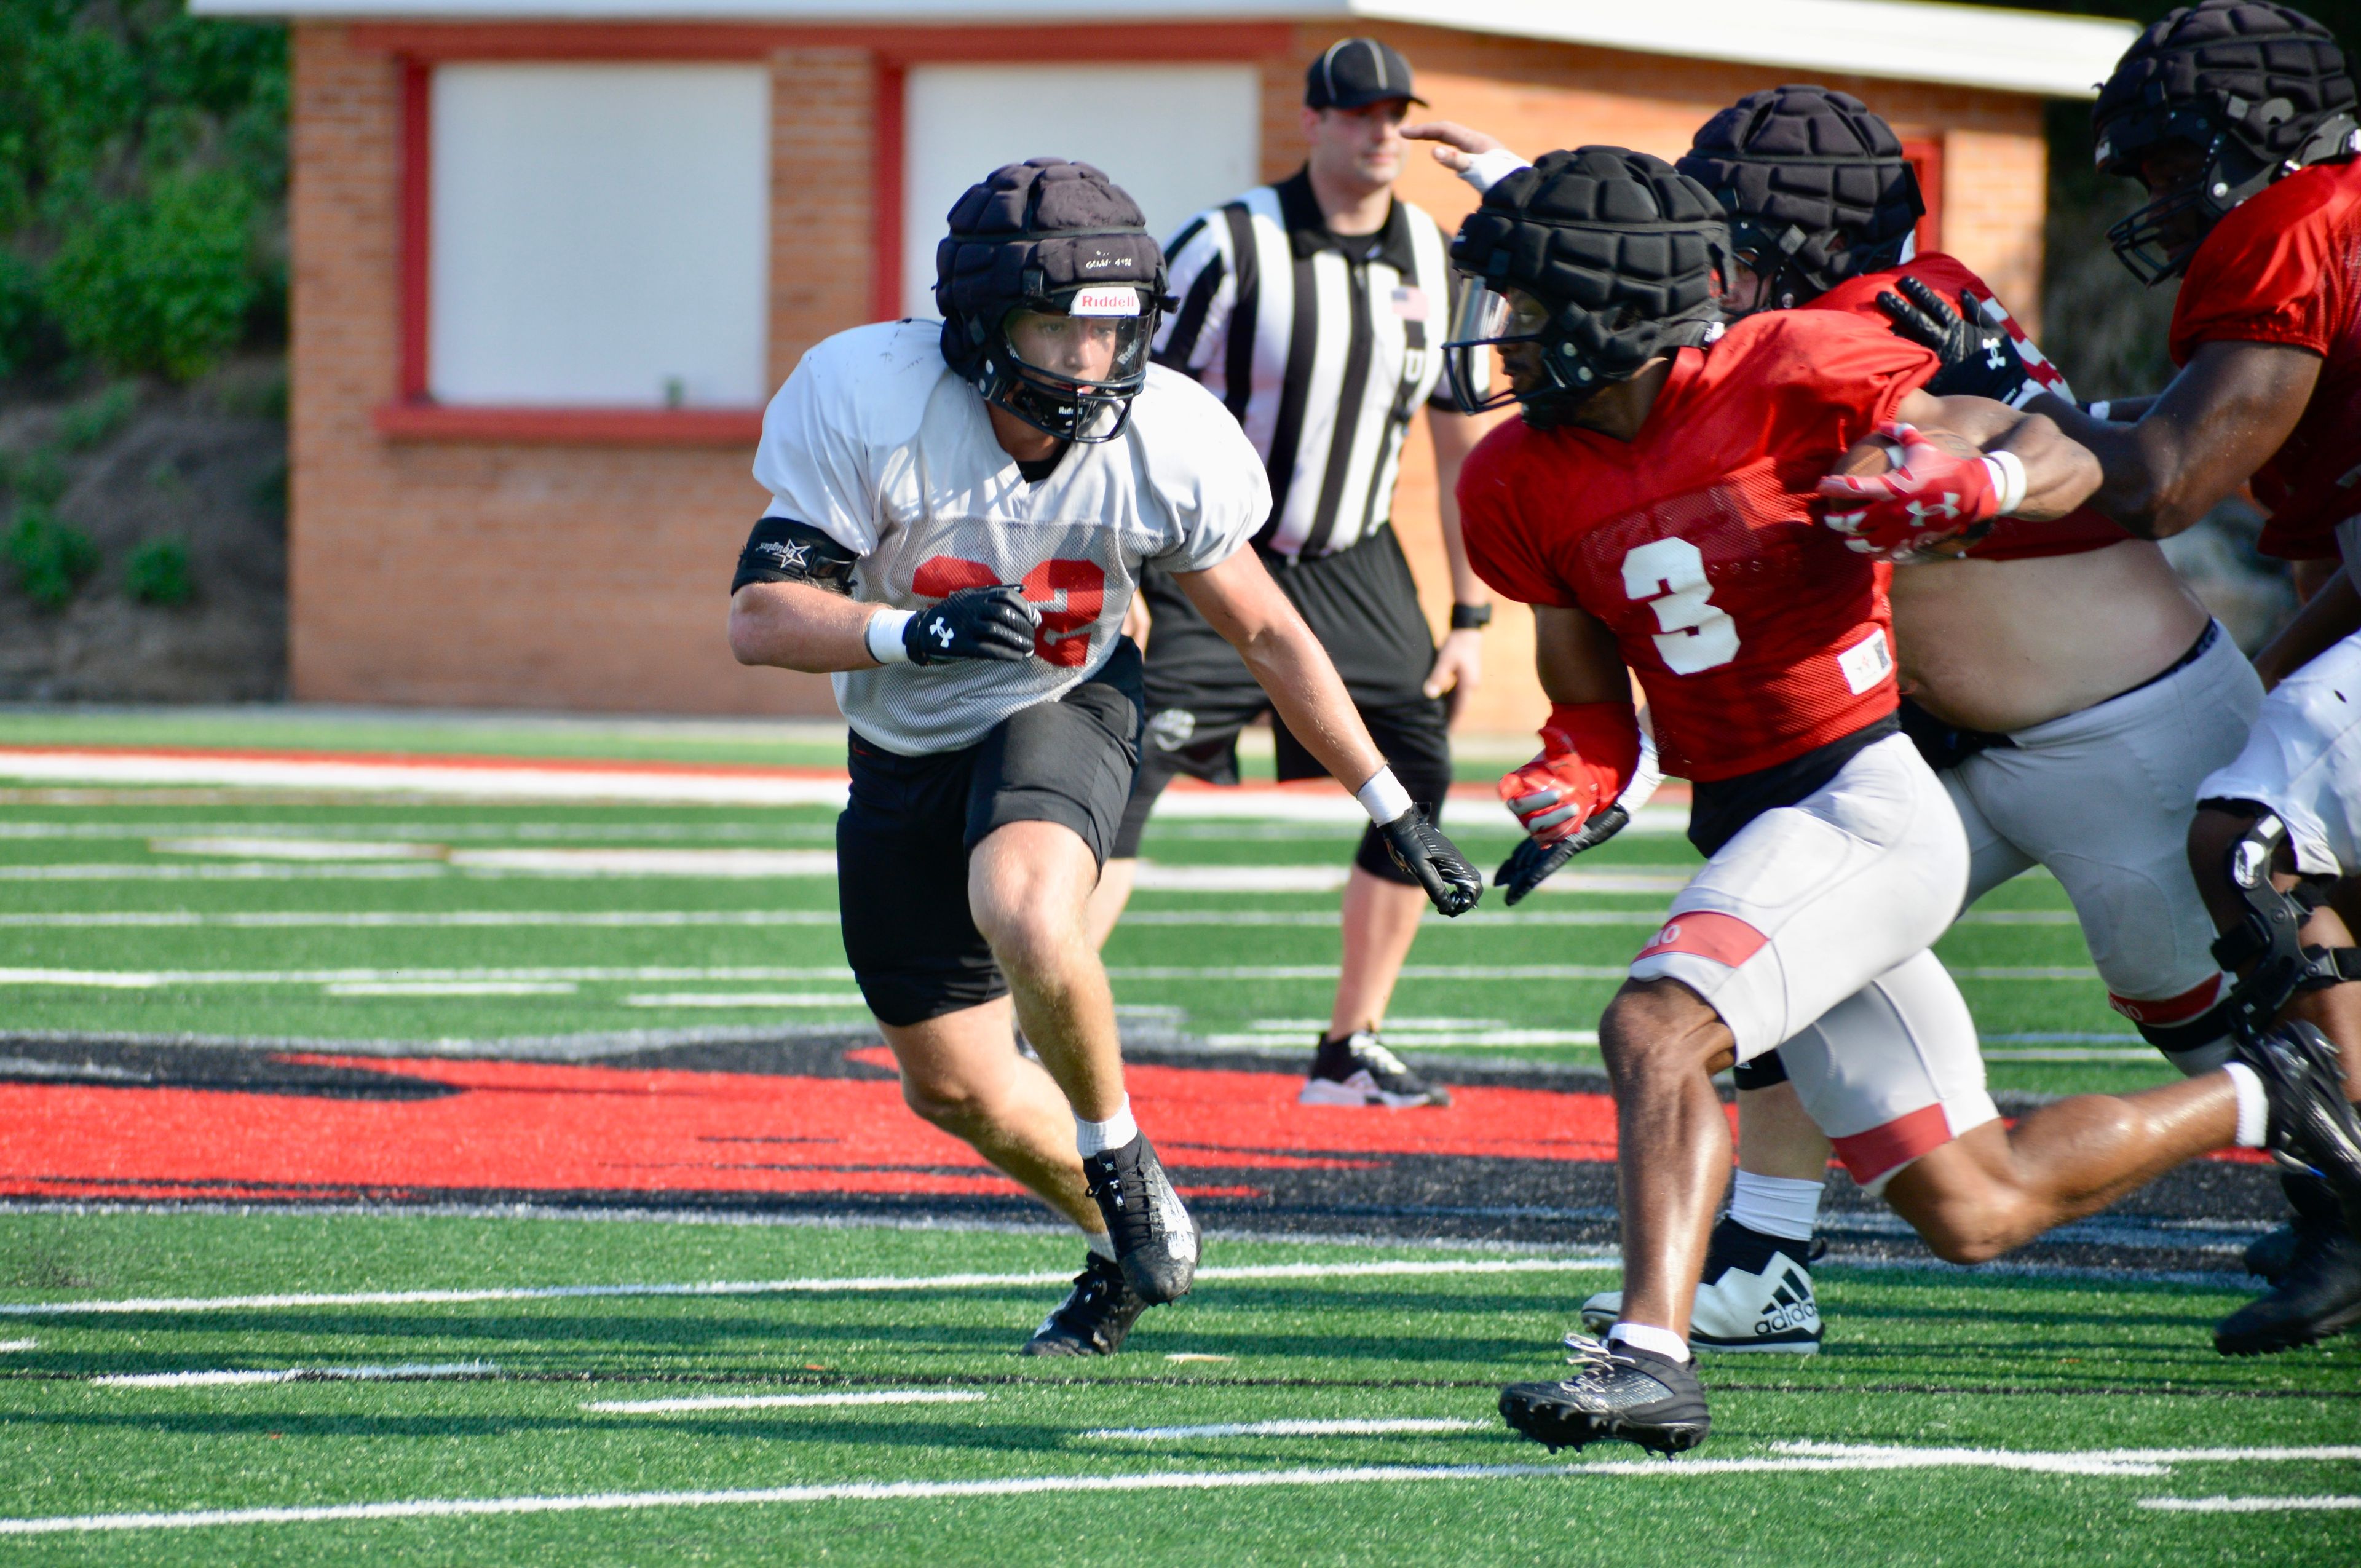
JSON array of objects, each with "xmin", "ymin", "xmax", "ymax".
[
  {"xmin": 1459, "ymin": 311, "xmax": 1937, "ymax": 782},
  {"xmin": 2169, "ymin": 158, "xmax": 2361, "ymax": 561},
  {"xmin": 1814, "ymin": 254, "xmax": 2131, "ymax": 561}
]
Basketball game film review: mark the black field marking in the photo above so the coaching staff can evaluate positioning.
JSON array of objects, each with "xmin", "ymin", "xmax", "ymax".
[{"xmin": 3, "ymin": 1366, "xmax": 2349, "ymax": 1400}]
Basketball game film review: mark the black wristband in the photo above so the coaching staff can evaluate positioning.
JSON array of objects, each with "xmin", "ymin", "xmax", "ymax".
[{"xmin": 1449, "ymin": 603, "xmax": 1493, "ymax": 631}]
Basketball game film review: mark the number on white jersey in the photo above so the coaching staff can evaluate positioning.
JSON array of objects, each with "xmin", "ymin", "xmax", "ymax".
[{"xmin": 1621, "ymin": 538, "xmax": 1739, "ymax": 674}]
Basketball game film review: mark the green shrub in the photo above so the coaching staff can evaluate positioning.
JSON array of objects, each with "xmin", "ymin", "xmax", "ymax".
[
  {"xmin": 5, "ymin": 504, "xmax": 98, "ymax": 608},
  {"xmin": 124, "ymin": 533, "xmax": 191, "ymax": 605},
  {"xmin": 44, "ymin": 171, "xmax": 256, "ymax": 381},
  {"xmin": 4, "ymin": 446, "xmax": 66, "ymax": 504},
  {"xmin": 57, "ymin": 381, "xmax": 136, "ymax": 449}
]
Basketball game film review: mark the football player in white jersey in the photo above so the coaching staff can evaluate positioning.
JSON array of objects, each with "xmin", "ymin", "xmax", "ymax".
[{"xmin": 727, "ymin": 159, "xmax": 1484, "ymax": 1356}]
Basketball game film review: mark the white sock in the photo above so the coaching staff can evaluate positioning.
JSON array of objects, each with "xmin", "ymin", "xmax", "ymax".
[
  {"xmin": 2223, "ymin": 1061, "xmax": 2269, "ymax": 1149},
  {"xmin": 1728, "ymin": 1170, "xmax": 1823, "ymax": 1243},
  {"xmin": 1607, "ymin": 1321, "xmax": 1689, "ymax": 1363},
  {"xmin": 1074, "ymin": 1096, "xmax": 1139, "ymax": 1158},
  {"xmin": 1085, "ymin": 1230, "xmax": 1117, "ymax": 1262}
]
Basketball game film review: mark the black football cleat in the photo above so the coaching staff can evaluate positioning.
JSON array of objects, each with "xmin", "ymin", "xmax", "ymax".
[
  {"xmin": 2245, "ymin": 1222, "xmax": 2301, "ymax": 1283},
  {"xmin": 1498, "ymin": 1336, "xmax": 1710, "ymax": 1456},
  {"xmin": 2234, "ymin": 1023, "xmax": 2361, "ymax": 1208},
  {"xmin": 2244, "ymin": 1173, "xmax": 2343, "ymax": 1283},
  {"xmin": 1022, "ymin": 1253, "xmax": 1150, "ymax": 1356},
  {"xmin": 1084, "ymin": 1133, "xmax": 1198, "ymax": 1304},
  {"xmin": 2217, "ymin": 1222, "xmax": 2361, "ymax": 1356},
  {"xmin": 1299, "ymin": 1030, "xmax": 1451, "ymax": 1109}
]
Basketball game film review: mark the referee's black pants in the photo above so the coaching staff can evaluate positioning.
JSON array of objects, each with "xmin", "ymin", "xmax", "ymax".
[{"xmin": 1110, "ymin": 523, "xmax": 1452, "ymax": 882}]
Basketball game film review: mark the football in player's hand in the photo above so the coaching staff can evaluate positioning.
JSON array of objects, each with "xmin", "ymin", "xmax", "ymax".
[{"xmin": 1824, "ymin": 425, "xmax": 1994, "ymax": 562}]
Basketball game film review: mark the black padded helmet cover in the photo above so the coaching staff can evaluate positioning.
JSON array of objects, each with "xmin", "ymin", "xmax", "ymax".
[
  {"xmin": 2094, "ymin": 0, "xmax": 2357, "ymax": 178},
  {"xmin": 1675, "ymin": 85, "xmax": 1924, "ymax": 305},
  {"xmin": 1450, "ymin": 146, "xmax": 1730, "ymax": 395},
  {"xmin": 935, "ymin": 158, "xmax": 1168, "ymax": 379}
]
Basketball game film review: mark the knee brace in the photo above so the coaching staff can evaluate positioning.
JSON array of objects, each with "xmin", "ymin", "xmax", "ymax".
[{"xmin": 2205, "ymin": 805, "xmax": 2361, "ymax": 1045}]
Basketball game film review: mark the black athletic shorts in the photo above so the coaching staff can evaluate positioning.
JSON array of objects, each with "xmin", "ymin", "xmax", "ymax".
[
  {"xmin": 1112, "ymin": 524, "xmax": 1452, "ymax": 883},
  {"xmin": 837, "ymin": 638, "xmax": 1144, "ymax": 1028}
]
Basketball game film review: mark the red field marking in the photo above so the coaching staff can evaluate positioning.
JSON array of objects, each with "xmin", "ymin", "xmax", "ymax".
[{"xmin": 0, "ymin": 1051, "xmax": 1626, "ymax": 1206}]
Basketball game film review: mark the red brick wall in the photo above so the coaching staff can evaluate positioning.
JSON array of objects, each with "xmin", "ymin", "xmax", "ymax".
[{"xmin": 288, "ymin": 20, "xmax": 2049, "ymax": 727}]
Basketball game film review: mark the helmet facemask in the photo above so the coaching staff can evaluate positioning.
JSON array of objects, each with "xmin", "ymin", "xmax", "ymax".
[
  {"xmin": 982, "ymin": 285, "xmax": 1159, "ymax": 443},
  {"xmin": 1441, "ymin": 280, "xmax": 1709, "ymax": 426}
]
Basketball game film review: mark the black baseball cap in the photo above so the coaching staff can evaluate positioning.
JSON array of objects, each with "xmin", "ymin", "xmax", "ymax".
[{"xmin": 1305, "ymin": 37, "xmax": 1426, "ymax": 111}]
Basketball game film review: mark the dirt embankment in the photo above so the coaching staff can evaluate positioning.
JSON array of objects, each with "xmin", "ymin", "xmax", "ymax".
[{"xmin": 0, "ymin": 359, "xmax": 287, "ymax": 702}]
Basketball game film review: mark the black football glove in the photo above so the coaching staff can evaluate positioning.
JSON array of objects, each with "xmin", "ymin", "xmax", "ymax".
[
  {"xmin": 905, "ymin": 585, "xmax": 1040, "ymax": 665},
  {"xmin": 1493, "ymin": 802, "xmax": 1634, "ymax": 907},
  {"xmin": 1379, "ymin": 807, "xmax": 1483, "ymax": 917},
  {"xmin": 1876, "ymin": 276, "xmax": 2037, "ymax": 407}
]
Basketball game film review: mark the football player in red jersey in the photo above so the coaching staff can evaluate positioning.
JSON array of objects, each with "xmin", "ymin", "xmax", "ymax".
[
  {"xmin": 2009, "ymin": 0, "xmax": 2361, "ymax": 1353},
  {"xmin": 1439, "ymin": 147, "xmax": 2361, "ymax": 1456},
  {"xmin": 1414, "ymin": 87, "xmax": 2276, "ymax": 1355}
]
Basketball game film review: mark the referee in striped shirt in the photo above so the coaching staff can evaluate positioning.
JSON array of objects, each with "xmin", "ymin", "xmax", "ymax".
[{"xmin": 1086, "ymin": 38, "xmax": 1492, "ymax": 1109}]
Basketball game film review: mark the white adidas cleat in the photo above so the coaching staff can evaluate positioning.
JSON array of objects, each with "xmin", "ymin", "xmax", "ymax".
[{"xmin": 1580, "ymin": 1216, "xmax": 1822, "ymax": 1353}]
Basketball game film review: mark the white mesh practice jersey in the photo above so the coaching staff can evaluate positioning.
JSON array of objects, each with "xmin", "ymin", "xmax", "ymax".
[{"xmin": 753, "ymin": 320, "xmax": 1270, "ymax": 756}]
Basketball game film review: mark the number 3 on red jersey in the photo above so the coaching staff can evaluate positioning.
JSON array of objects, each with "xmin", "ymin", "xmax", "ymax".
[
  {"xmin": 911, "ymin": 555, "xmax": 1105, "ymax": 667},
  {"xmin": 1621, "ymin": 539, "xmax": 1738, "ymax": 674}
]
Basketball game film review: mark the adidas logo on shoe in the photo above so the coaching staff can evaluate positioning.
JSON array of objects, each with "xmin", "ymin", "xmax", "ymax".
[{"xmin": 1578, "ymin": 1217, "xmax": 1822, "ymax": 1354}]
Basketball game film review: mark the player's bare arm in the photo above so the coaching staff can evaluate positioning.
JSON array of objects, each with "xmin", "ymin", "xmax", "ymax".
[
  {"xmin": 727, "ymin": 579, "xmax": 888, "ymax": 673},
  {"xmin": 2253, "ymin": 564, "xmax": 2361, "ymax": 688},
  {"xmin": 1422, "ymin": 406, "xmax": 1493, "ymax": 708},
  {"xmin": 1892, "ymin": 390, "xmax": 2101, "ymax": 521},
  {"xmin": 2030, "ymin": 340, "xmax": 2322, "ymax": 539}
]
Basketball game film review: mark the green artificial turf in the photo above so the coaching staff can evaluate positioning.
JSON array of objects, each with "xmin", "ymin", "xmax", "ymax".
[
  {"xmin": 0, "ymin": 1214, "xmax": 2352, "ymax": 1565},
  {"xmin": 0, "ymin": 793, "xmax": 2165, "ymax": 1096}
]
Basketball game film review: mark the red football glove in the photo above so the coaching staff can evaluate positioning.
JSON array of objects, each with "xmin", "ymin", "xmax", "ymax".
[
  {"xmin": 1497, "ymin": 702, "xmax": 1641, "ymax": 844},
  {"xmin": 1815, "ymin": 423, "xmax": 2015, "ymax": 562}
]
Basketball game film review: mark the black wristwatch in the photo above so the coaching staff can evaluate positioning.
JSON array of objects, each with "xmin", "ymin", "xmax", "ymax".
[{"xmin": 1450, "ymin": 603, "xmax": 1493, "ymax": 631}]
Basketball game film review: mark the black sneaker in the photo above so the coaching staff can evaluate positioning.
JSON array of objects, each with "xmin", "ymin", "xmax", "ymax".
[
  {"xmin": 1576, "ymin": 1216, "xmax": 1823, "ymax": 1353},
  {"xmin": 1299, "ymin": 1030, "xmax": 1451, "ymax": 1109},
  {"xmin": 2217, "ymin": 1224, "xmax": 2361, "ymax": 1355},
  {"xmin": 1498, "ymin": 1336, "xmax": 1710, "ymax": 1455},
  {"xmin": 1084, "ymin": 1133, "xmax": 1198, "ymax": 1304},
  {"xmin": 1022, "ymin": 1253, "xmax": 1150, "ymax": 1356},
  {"xmin": 2234, "ymin": 1023, "xmax": 2361, "ymax": 1206},
  {"xmin": 2245, "ymin": 1173, "xmax": 2343, "ymax": 1283}
]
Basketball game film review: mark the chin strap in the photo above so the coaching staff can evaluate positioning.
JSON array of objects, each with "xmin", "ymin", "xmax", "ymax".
[{"xmin": 2209, "ymin": 809, "xmax": 2361, "ymax": 1045}]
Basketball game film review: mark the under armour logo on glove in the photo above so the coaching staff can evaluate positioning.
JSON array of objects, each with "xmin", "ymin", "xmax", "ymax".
[
  {"xmin": 902, "ymin": 584, "xmax": 1041, "ymax": 666},
  {"xmin": 1876, "ymin": 275, "xmax": 2039, "ymax": 408},
  {"xmin": 1815, "ymin": 423, "xmax": 2006, "ymax": 564}
]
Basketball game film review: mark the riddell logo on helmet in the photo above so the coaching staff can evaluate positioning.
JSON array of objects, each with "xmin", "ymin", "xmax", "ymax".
[{"xmin": 1070, "ymin": 287, "xmax": 1142, "ymax": 317}]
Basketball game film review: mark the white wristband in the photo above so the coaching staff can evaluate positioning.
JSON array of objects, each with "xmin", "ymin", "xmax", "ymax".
[
  {"xmin": 1458, "ymin": 147, "xmax": 1530, "ymax": 194},
  {"xmin": 2085, "ymin": 399, "xmax": 2111, "ymax": 422},
  {"xmin": 1355, "ymin": 766, "xmax": 1416, "ymax": 826},
  {"xmin": 1982, "ymin": 450, "xmax": 2028, "ymax": 517},
  {"xmin": 864, "ymin": 608, "xmax": 914, "ymax": 665}
]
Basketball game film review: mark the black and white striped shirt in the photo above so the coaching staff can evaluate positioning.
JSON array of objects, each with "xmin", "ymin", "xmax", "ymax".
[{"xmin": 1154, "ymin": 169, "xmax": 1461, "ymax": 561}]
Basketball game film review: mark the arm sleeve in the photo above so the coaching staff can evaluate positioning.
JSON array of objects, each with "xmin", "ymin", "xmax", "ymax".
[
  {"xmin": 749, "ymin": 343, "xmax": 880, "ymax": 557},
  {"xmin": 1153, "ymin": 212, "xmax": 1236, "ymax": 379},
  {"xmin": 1457, "ymin": 430, "xmax": 1576, "ymax": 608}
]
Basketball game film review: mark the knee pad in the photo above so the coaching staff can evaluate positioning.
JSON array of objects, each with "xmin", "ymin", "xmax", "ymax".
[{"xmin": 2204, "ymin": 803, "xmax": 2359, "ymax": 1043}]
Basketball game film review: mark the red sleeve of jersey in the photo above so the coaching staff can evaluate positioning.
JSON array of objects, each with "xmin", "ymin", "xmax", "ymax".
[
  {"xmin": 1457, "ymin": 421, "xmax": 1579, "ymax": 609},
  {"xmin": 2170, "ymin": 165, "xmax": 2347, "ymax": 365},
  {"xmin": 1746, "ymin": 312, "xmax": 1940, "ymax": 459}
]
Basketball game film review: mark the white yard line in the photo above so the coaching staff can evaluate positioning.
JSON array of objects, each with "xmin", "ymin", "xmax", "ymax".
[
  {"xmin": 582, "ymin": 1390, "xmax": 984, "ymax": 1414},
  {"xmin": 1088, "ymin": 1419, "xmax": 1485, "ymax": 1440},
  {"xmin": 2139, "ymin": 1495, "xmax": 2361, "ymax": 1512},
  {"xmin": 0, "ymin": 863, "xmax": 446, "ymax": 881},
  {"xmin": 325, "ymin": 982, "xmax": 578, "ymax": 998},
  {"xmin": 92, "ymin": 1362, "xmax": 494, "ymax": 1388},
  {"xmin": 0, "ymin": 907, "xmax": 2083, "ymax": 930},
  {"xmin": 623, "ymin": 993, "xmax": 869, "ymax": 1009},
  {"xmin": 0, "ymin": 1256, "xmax": 1619, "ymax": 1317},
  {"xmin": 0, "ymin": 1339, "xmax": 33, "ymax": 1352},
  {"xmin": 3, "ymin": 1445, "xmax": 2354, "ymax": 1537}
]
